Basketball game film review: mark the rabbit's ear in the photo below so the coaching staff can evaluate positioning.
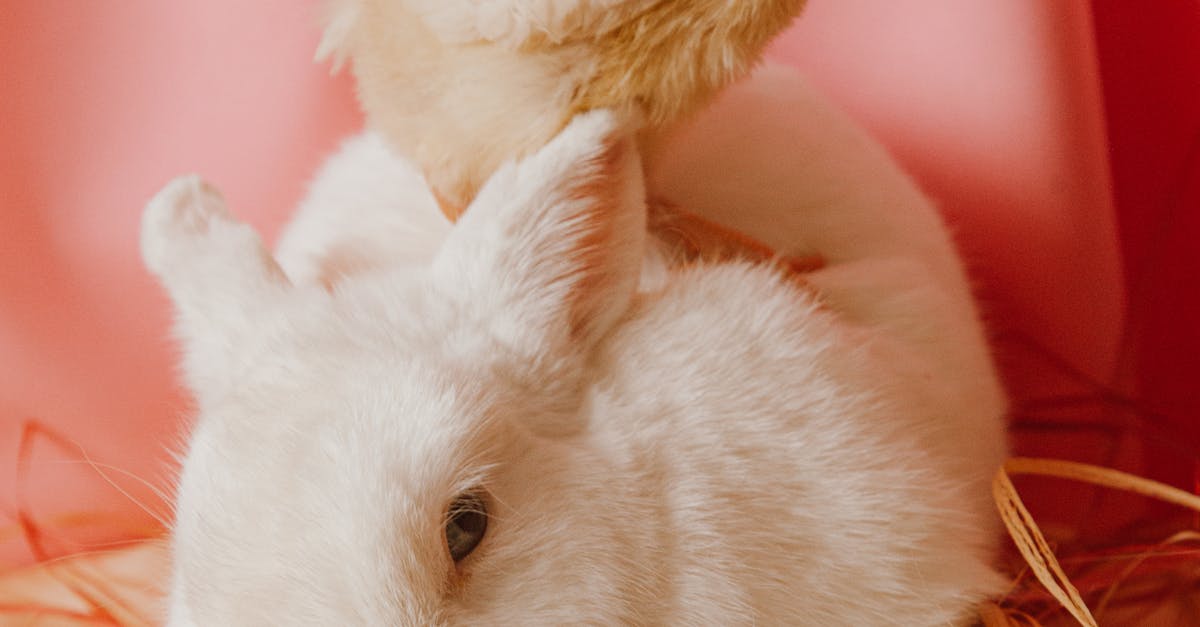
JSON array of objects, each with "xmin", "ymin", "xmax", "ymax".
[
  {"xmin": 433, "ymin": 110, "xmax": 646, "ymax": 359},
  {"xmin": 142, "ymin": 176, "xmax": 293, "ymax": 397}
]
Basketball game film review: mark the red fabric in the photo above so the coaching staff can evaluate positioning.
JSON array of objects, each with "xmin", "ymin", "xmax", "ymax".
[
  {"xmin": 1092, "ymin": 0, "xmax": 1200, "ymax": 493},
  {"xmin": 0, "ymin": 2, "xmax": 362, "ymax": 565}
]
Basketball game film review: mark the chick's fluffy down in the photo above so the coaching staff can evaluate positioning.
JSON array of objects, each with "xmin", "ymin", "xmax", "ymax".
[{"xmin": 319, "ymin": 0, "xmax": 806, "ymax": 213}]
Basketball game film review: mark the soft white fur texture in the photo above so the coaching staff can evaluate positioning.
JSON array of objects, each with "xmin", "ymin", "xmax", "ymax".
[{"xmin": 146, "ymin": 67, "xmax": 1007, "ymax": 625}]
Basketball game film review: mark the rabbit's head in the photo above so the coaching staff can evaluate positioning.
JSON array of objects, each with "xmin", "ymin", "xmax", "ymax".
[{"xmin": 146, "ymin": 112, "xmax": 651, "ymax": 625}]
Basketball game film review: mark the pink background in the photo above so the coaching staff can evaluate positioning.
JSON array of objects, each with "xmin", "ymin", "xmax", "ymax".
[{"xmin": 1, "ymin": 1, "xmax": 1196, "ymax": 565}]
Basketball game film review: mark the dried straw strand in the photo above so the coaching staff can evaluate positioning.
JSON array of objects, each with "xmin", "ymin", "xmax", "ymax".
[
  {"xmin": 1004, "ymin": 458, "xmax": 1200, "ymax": 512},
  {"xmin": 994, "ymin": 457, "xmax": 1200, "ymax": 626},
  {"xmin": 1091, "ymin": 530, "xmax": 1200, "ymax": 619},
  {"xmin": 994, "ymin": 467, "xmax": 1098, "ymax": 626}
]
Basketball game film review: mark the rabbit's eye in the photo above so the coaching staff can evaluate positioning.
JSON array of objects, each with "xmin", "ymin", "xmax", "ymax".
[{"xmin": 446, "ymin": 493, "xmax": 487, "ymax": 563}]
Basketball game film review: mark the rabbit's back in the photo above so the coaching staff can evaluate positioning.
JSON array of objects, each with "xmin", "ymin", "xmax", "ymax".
[{"xmin": 588, "ymin": 259, "xmax": 1005, "ymax": 625}]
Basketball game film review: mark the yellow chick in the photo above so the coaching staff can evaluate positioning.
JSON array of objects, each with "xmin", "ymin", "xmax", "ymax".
[{"xmin": 319, "ymin": 0, "xmax": 806, "ymax": 220}]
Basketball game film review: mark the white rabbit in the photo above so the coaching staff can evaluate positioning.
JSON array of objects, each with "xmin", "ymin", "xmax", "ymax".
[{"xmin": 146, "ymin": 67, "xmax": 1007, "ymax": 625}]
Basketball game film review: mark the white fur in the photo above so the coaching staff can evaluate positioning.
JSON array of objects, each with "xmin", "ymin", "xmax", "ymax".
[
  {"xmin": 148, "ymin": 70, "xmax": 1007, "ymax": 625},
  {"xmin": 274, "ymin": 132, "xmax": 451, "ymax": 287}
]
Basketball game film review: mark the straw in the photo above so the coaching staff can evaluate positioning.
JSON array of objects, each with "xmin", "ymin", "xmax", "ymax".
[{"xmin": 994, "ymin": 457, "xmax": 1200, "ymax": 626}]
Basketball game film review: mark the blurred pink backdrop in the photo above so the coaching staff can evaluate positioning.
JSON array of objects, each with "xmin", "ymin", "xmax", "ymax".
[{"xmin": 3, "ymin": 0, "xmax": 1193, "ymax": 566}]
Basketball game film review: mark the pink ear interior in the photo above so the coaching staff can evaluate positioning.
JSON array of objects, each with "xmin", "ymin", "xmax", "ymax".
[{"xmin": 557, "ymin": 135, "xmax": 644, "ymax": 344}]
